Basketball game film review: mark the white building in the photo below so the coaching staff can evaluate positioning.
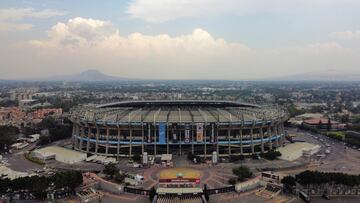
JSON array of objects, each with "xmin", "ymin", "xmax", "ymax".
[
  {"xmin": 278, "ymin": 142, "xmax": 320, "ymax": 161},
  {"xmin": 32, "ymin": 146, "xmax": 87, "ymax": 164}
]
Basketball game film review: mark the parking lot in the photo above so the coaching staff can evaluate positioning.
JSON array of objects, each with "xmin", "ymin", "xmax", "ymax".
[{"xmin": 286, "ymin": 128, "xmax": 360, "ymax": 174}]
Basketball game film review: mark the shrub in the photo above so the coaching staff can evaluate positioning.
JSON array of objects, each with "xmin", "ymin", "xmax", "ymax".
[
  {"xmin": 228, "ymin": 178, "xmax": 237, "ymax": 185},
  {"xmin": 260, "ymin": 150, "xmax": 282, "ymax": 160},
  {"xmin": 103, "ymin": 163, "xmax": 119, "ymax": 178},
  {"xmin": 229, "ymin": 155, "xmax": 245, "ymax": 162},
  {"xmin": 251, "ymin": 153, "xmax": 260, "ymax": 160},
  {"xmin": 187, "ymin": 153, "xmax": 196, "ymax": 161},
  {"xmin": 132, "ymin": 153, "xmax": 141, "ymax": 163},
  {"xmin": 114, "ymin": 172, "xmax": 125, "ymax": 183},
  {"xmin": 281, "ymin": 176, "xmax": 296, "ymax": 186},
  {"xmin": 232, "ymin": 165, "xmax": 252, "ymax": 181}
]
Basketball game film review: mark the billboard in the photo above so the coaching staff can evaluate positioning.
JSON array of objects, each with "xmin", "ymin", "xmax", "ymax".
[
  {"xmin": 196, "ymin": 123, "xmax": 204, "ymax": 142},
  {"xmin": 185, "ymin": 124, "xmax": 190, "ymax": 143},
  {"xmin": 158, "ymin": 123, "xmax": 166, "ymax": 144}
]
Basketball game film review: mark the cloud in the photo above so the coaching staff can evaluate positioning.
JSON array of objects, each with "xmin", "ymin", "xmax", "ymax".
[
  {"xmin": 26, "ymin": 17, "xmax": 254, "ymax": 79},
  {"xmin": 0, "ymin": 22, "xmax": 33, "ymax": 32},
  {"xmin": 0, "ymin": 7, "xmax": 66, "ymax": 20},
  {"xmin": 25, "ymin": 17, "xmax": 358, "ymax": 79},
  {"xmin": 329, "ymin": 31, "xmax": 360, "ymax": 40},
  {"xmin": 0, "ymin": 7, "xmax": 66, "ymax": 32},
  {"xmin": 0, "ymin": 17, "xmax": 355, "ymax": 80},
  {"xmin": 126, "ymin": 0, "xmax": 360, "ymax": 22},
  {"xmin": 29, "ymin": 17, "xmax": 250, "ymax": 56},
  {"xmin": 126, "ymin": 0, "xmax": 240, "ymax": 22}
]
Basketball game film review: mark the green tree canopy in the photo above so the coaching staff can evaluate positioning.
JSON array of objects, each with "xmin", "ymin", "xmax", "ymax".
[{"xmin": 232, "ymin": 165, "xmax": 252, "ymax": 181}]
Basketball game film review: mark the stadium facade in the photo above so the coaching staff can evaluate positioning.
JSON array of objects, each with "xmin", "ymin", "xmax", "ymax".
[{"xmin": 70, "ymin": 100, "xmax": 289, "ymax": 157}]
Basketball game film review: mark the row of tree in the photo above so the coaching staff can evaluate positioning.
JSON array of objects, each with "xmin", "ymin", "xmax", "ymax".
[
  {"xmin": 103, "ymin": 163, "xmax": 125, "ymax": 183},
  {"xmin": 296, "ymin": 170, "xmax": 360, "ymax": 186},
  {"xmin": 37, "ymin": 117, "xmax": 73, "ymax": 145},
  {"xmin": 0, "ymin": 171, "xmax": 83, "ymax": 200},
  {"xmin": 282, "ymin": 170, "xmax": 360, "ymax": 189},
  {"xmin": 260, "ymin": 150, "xmax": 282, "ymax": 160},
  {"xmin": 0, "ymin": 125, "xmax": 19, "ymax": 153}
]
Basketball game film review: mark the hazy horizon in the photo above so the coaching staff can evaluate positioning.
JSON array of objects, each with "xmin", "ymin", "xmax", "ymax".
[{"xmin": 1, "ymin": 0, "xmax": 360, "ymax": 80}]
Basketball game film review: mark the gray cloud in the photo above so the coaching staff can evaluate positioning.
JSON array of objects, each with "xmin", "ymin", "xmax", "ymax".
[
  {"xmin": 0, "ymin": 7, "xmax": 66, "ymax": 32},
  {"xmin": 1, "ymin": 17, "xmax": 359, "ymax": 80}
]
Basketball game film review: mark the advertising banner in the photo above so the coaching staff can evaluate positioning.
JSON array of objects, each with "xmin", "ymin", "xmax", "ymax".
[
  {"xmin": 185, "ymin": 124, "xmax": 190, "ymax": 143},
  {"xmin": 158, "ymin": 123, "xmax": 166, "ymax": 144},
  {"xmin": 172, "ymin": 123, "xmax": 178, "ymax": 143},
  {"xmin": 147, "ymin": 123, "xmax": 152, "ymax": 143},
  {"xmin": 210, "ymin": 123, "xmax": 215, "ymax": 143},
  {"xmin": 196, "ymin": 123, "xmax": 204, "ymax": 142}
]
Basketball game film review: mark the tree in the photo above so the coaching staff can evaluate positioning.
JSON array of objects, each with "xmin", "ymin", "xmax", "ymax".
[
  {"xmin": 281, "ymin": 176, "xmax": 296, "ymax": 193},
  {"xmin": 103, "ymin": 163, "xmax": 119, "ymax": 178},
  {"xmin": 37, "ymin": 117, "xmax": 73, "ymax": 146},
  {"xmin": 260, "ymin": 150, "xmax": 282, "ymax": 160},
  {"xmin": 232, "ymin": 165, "xmax": 252, "ymax": 181},
  {"xmin": 54, "ymin": 171, "xmax": 83, "ymax": 191},
  {"xmin": 327, "ymin": 118, "xmax": 331, "ymax": 131},
  {"xmin": 38, "ymin": 134, "xmax": 50, "ymax": 145},
  {"xmin": 228, "ymin": 178, "xmax": 237, "ymax": 185},
  {"xmin": 187, "ymin": 153, "xmax": 196, "ymax": 161},
  {"xmin": 38, "ymin": 117, "xmax": 57, "ymax": 129},
  {"xmin": 1, "ymin": 170, "xmax": 83, "ymax": 199},
  {"xmin": 0, "ymin": 125, "xmax": 19, "ymax": 153},
  {"xmin": 114, "ymin": 172, "xmax": 125, "ymax": 183},
  {"xmin": 229, "ymin": 155, "xmax": 245, "ymax": 162},
  {"xmin": 204, "ymin": 184, "xmax": 210, "ymax": 202},
  {"xmin": 149, "ymin": 187, "xmax": 156, "ymax": 202},
  {"xmin": 295, "ymin": 170, "xmax": 360, "ymax": 187},
  {"xmin": 0, "ymin": 99, "xmax": 18, "ymax": 107},
  {"xmin": 132, "ymin": 153, "xmax": 141, "ymax": 163},
  {"xmin": 288, "ymin": 104, "xmax": 305, "ymax": 117}
]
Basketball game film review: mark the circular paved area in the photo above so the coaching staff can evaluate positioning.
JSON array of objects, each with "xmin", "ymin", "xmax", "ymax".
[{"xmin": 159, "ymin": 167, "xmax": 201, "ymax": 179}]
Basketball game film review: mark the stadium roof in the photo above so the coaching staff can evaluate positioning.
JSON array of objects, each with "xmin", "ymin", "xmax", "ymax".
[
  {"xmin": 72, "ymin": 100, "xmax": 288, "ymax": 124},
  {"xmin": 97, "ymin": 100, "xmax": 259, "ymax": 108}
]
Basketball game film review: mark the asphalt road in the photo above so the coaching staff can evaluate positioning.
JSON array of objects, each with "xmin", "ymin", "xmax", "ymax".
[{"xmin": 286, "ymin": 128, "xmax": 360, "ymax": 174}]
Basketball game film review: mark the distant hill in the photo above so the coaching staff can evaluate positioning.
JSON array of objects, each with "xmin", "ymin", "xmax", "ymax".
[
  {"xmin": 268, "ymin": 70, "xmax": 360, "ymax": 81},
  {"xmin": 16, "ymin": 69, "xmax": 131, "ymax": 82},
  {"xmin": 4, "ymin": 69, "xmax": 360, "ymax": 82},
  {"xmin": 47, "ymin": 69, "xmax": 128, "ymax": 81}
]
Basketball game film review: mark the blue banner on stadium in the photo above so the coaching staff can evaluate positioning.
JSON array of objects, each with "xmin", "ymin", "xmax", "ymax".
[{"xmin": 159, "ymin": 123, "xmax": 166, "ymax": 144}]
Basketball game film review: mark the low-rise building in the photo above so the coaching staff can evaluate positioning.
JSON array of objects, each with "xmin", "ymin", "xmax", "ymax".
[
  {"xmin": 303, "ymin": 118, "xmax": 345, "ymax": 130},
  {"xmin": 32, "ymin": 146, "xmax": 87, "ymax": 164}
]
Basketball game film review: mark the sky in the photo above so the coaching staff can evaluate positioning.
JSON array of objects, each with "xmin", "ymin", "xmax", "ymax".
[{"xmin": 0, "ymin": 0, "xmax": 360, "ymax": 80}]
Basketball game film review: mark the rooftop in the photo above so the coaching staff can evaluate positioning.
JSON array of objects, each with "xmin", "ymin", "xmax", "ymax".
[
  {"xmin": 71, "ymin": 100, "xmax": 289, "ymax": 123},
  {"xmin": 97, "ymin": 100, "xmax": 259, "ymax": 108}
]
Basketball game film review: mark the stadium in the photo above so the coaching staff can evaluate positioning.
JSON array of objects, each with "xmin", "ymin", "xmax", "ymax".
[{"xmin": 70, "ymin": 100, "xmax": 289, "ymax": 157}]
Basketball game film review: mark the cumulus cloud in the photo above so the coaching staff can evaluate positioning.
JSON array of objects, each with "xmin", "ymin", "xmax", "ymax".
[
  {"xmin": 0, "ymin": 7, "xmax": 66, "ymax": 32},
  {"xmin": 26, "ymin": 17, "xmax": 253, "ymax": 79},
  {"xmin": 1, "ymin": 17, "xmax": 355, "ymax": 80},
  {"xmin": 29, "ymin": 17, "xmax": 250, "ymax": 56},
  {"xmin": 127, "ymin": 0, "xmax": 360, "ymax": 22}
]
